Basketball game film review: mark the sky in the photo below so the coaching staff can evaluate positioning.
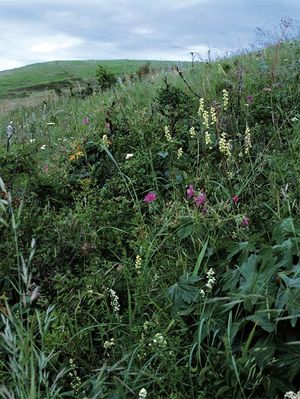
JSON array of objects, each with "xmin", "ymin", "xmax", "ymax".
[{"xmin": 0, "ymin": 0, "xmax": 299, "ymax": 71}]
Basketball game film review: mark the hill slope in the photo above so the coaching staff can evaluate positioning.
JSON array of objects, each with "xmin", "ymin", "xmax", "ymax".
[{"xmin": 0, "ymin": 59, "xmax": 182, "ymax": 98}]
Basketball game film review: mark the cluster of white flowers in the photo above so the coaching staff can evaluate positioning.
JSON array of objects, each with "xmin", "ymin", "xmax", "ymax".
[
  {"xmin": 204, "ymin": 131, "xmax": 213, "ymax": 149},
  {"xmin": 102, "ymin": 134, "xmax": 110, "ymax": 147},
  {"xmin": 244, "ymin": 124, "xmax": 252, "ymax": 155},
  {"xmin": 189, "ymin": 126, "xmax": 196, "ymax": 138},
  {"xmin": 150, "ymin": 333, "xmax": 167, "ymax": 349},
  {"xmin": 68, "ymin": 358, "xmax": 81, "ymax": 395},
  {"xmin": 164, "ymin": 126, "xmax": 173, "ymax": 142},
  {"xmin": 198, "ymin": 98, "xmax": 205, "ymax": 116},
  {"xmin": 135, "ymin": 255, "xmax": 142, "ymax": 274},
  {"xmin": 205, "ymin": 268, "xmax": 216, "ymax": 290},
  {"xmin": 210, "ymin": 107, "xmax": 217, "ymax": 126},
  {"xmin": 177, "ymin": 147, "xmax": 183, "ymax": 159},
  {"xmin": 109, "ymin": 289, "xmax": 120, "ymax": 316},
  {"xmin": 222, "ymin": 89, "xmax": 229, "ymax": 110},
  {"xmin": 202, "ymin": 110, "xmax": 209, "ymax": 130},
  {"xmin": 219, "ymin": 132, "xmax": 231, "ymax": 159},
  {"xmin": 139, "ymin": 388, "xmax": 148, "ymax": 399},
  {"xmin": 40, "ymin": 145, "xmax": 46, "ymax": 150},
  {"xmin": 103, "ymin": 337, "xmax": 115, "ymax": 349},
  {"xmin": 284, "ymin": 391, "xmax": 300, "ymax": 399},
  {"xmin": 29, "ymin": 139, "xmax": 36, "ymax": 143}
]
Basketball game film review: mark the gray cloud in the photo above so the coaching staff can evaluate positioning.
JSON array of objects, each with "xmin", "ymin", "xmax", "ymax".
[{"xmin": 0, "ymin": 0, "xmax": 299, "ymax": 70}]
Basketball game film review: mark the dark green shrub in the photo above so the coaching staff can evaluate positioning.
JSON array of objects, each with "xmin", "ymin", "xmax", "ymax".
[{"xmin": 95, "ymin": 65, "xmax": 117, "ymax": 91}]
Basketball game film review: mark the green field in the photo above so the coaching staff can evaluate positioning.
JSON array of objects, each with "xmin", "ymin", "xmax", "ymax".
[{"xmin": 0, "ymin": 59, "xmax": 183, "ymax": 99}]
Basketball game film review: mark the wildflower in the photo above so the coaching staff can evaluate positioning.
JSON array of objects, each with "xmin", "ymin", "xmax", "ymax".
[
  {"xmin": 246, "ymin": 95, "xmax": 254, "ymax": 105},
  {"xmin": 241, "ymin": 216, "xmax": 250, "ymax": 226},
  {"xmin": 189, "ymin": 126, "xmax": 196, "ymax": 138},
  {"xmin": 198, "ymin": 98, "xmax": 205, "ymax": 116},
  {"xmin": 222, "ymin": 89, "xmax": 229, "ymax": 110},
  {"xmin": 202, "ymin": 110, "xmax": 209, "ymax": 130},
  {"xmin": 199, "ymin": 289, "xmax": 205, "ymax": 298},
  {"xmin": 233, "ymin": 195, "xmax": 239, "ymax": 205},
  {"xmin": 152, "ymin": 333, "xmax": 167, "ymax": 348},
  {"xmin": 139, "ymin": 388, "xmax": 148, "ymax": 399},
  {"xmin": 210, "ymin": 107, "xmax": 217, "ymax": 126},
  {"xmin": 164, "ymin": 125, "xmax": 173, "ymax": 142},
  {"xmin": 144, "ymin": 191, "xmax": 157, "ymax": 203},
  {"xmin": 29, "ymin": 138, "xmax": 36, "ymax": 143},
  {"xmin": 177, "ymin": 147, "xmax": 183, "ymax": 159},
  {"xmin": 186, "ymin": 184, "xmax": 195, "ymax": 198},
  {"xmin": 205, "ymin": 268, "xmax": 216, "ymax": 290},
  {"xmin": 102, "ymin": 134, "xmax": 110, "ymax": 147},
  {"xmin": 43, "ymin": 164, "xmax": 49, "ymax": 173},
  {"xmin": 40, "ymin": 145, "xmax": 46, "ymax": 150},
  {"xmin": 126, "ymin": 153, "xmax": 134, "ymax": 159},
  {"xmin": 244, "ymin": 124, "xmax": 252, "ymax": 155},
  {"xmin": 219, "ymin": 133, "xmax": 231, "ymax": 159},
  {"xmin": 103, "ymin": 338, "xmax": 115, "ymax": 349},
  {"xmin": 204, "ymin": 131, "xmax": 212, "ymax": 149},
  {"xmin": 135, "ymin": 255, "xmax": 142, "ymax": 273},
  {"xmin": 83, "ymin": 116, "xmax": 90, "ymax": 125},
  {"xmin": 46, "ymin": 122, "xmax": 55, "ymax": 126},
  {"xmin": 263, "ymin": 87, "xmax": 272, "ymax": 93},
  {"xmin": 195, "ymin": 192, "xmax": 206, "ymax": 207},
  {"xmin": 109, "ymin": 289, "xmax": 120, "ymax": 315},
  {"xmin": 69, "ymin": 154, "xmax": 76, "ymax": 161}
]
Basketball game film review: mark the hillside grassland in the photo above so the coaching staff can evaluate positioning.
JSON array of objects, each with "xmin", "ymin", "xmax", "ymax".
[
  {"xmin": 0, "ymin": 41, "xmax": 300, "ymax": 399},
  {"xmin": 0, "ymin": 59, "xmax": 183, "ymax": 99}
]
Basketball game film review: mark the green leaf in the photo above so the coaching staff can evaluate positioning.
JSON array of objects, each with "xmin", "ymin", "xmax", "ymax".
[{"xmin": 168, "ymin": 273, "xmax": 201, "ymax": 312}]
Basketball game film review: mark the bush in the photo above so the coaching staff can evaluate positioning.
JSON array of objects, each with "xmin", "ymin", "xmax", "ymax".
[{"xmin": 95, "ymin": 65, "xmax": 117, "ymax": 91}]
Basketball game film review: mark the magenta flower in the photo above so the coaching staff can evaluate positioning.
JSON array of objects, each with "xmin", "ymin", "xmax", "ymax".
[
  {"xmin": 144, "ymin": 191, "xmax": 157, "ymax": 203},
  {"xmin": 246, "ymin": 95, "xmax": 254, "ymax": 105},
  {"xmin": 233, "ymin": 195, "xmax": 239, "ymax": 205},
  {"xmin": 186, "ymin": 184, "xmax": 195, "ymax": 198},
  {"xmin": 83, "ymin": 117, "xmax": 90, "ymax": 125},
  {"xmin": 195, "ymin": 193, "xmax": 206, "ymax": 207},
  {"xmin": 241, "ymin": 216, "xmax": 250, "ymax": 226}
]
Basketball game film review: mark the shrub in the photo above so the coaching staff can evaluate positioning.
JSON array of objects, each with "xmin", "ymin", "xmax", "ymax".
[{"xmin": 95, "ymin": 65, "xmax": 117, "ymax": 91}]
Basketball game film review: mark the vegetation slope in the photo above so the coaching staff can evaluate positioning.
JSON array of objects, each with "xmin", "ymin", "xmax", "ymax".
[{"xmin": 0, "ymin": 41, "xmax": 300, "ymax": 399}]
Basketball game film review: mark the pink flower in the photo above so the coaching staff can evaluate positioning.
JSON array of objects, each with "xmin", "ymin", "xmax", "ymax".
[
  {"xmin": 186, "ymin": 184, "xmax": 195, "ymax": 198},
  {"xmin": 143, "ymin": 191, "xmax": 157, "ymax": 203},
  {"xmin": 83, "ymin": 117, "xmax": 90, "ymax": 125},
  {"xmin": 233, "ymin": 195, "xmax": 239, "ymax": 205},
  {"xmin": 241, "ymin": 216, "xmax": 250, "ymax": 226},
  {"xmin": 195, "ymin": 192, "xmax": 206, "ymax": 207},
  {"xmin": 246, "ymin": 95, "xmax": 254, "ymax": 105},
  {"xmin": 43, "ymin": 164, "xmax": 49, "ymax": 173}
]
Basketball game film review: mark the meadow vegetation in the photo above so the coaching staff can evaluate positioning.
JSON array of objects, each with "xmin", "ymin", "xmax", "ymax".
[{"xmin": 0, "ymin": 40, "xmax": 300, "ymax": 399}]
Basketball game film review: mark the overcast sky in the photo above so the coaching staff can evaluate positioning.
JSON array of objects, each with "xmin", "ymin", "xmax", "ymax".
[{"xmin": 0, "ymin": 0, "xmax": 299, "ymax": 71}]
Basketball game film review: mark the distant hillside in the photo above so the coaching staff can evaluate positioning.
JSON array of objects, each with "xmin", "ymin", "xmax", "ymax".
[{"xmin": 0, "ymin": 59, "xmax": 184, "ymax": 99}]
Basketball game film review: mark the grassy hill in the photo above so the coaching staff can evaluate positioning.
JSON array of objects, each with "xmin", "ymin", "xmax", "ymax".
[
  {"xmin": 1, "ymin": 41, "xmax": 300, "ymax": 398},
  {"xmin": 0, "ymin": 59, "xmax": 182, "ymax": 99}
]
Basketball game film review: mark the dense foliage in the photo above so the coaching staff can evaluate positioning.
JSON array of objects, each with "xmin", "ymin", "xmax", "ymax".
[{"xmin": 0, "ymin": 40, "xmax": 300, "ymax": 399}]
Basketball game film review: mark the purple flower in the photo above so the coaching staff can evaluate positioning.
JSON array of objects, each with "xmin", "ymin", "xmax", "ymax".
[
  {"xmin": 246, "ymin": 95, "xmax": 254, "ymax": 105},
  {"xmin": 233, "ymin": 195, "xmax": 239, "ymax": 205},
  {"xmin": 241, "ymin": 216, "xmax": 250, "ymax": 226},
  {"xmin": 186, "ymin": 184, "xmax": 195, "ymax": 198},
  {"xmin": 195, "ymin": 193, "xmax": 206, "ymax": 207},
  {"xmin": 83, "ymin": 117, "xmax": 90, "ymax": 125},
  {"xmin": 143, "ymin": 191, "xmax": 157, "ymax": 204}
]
